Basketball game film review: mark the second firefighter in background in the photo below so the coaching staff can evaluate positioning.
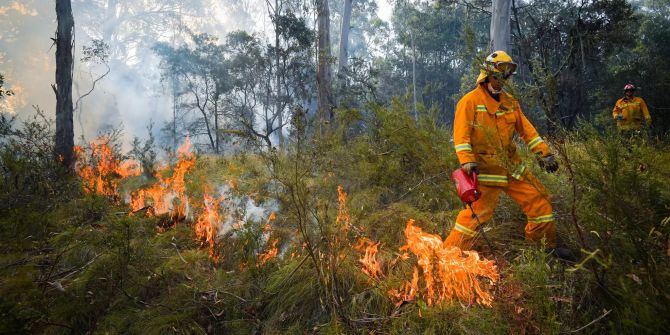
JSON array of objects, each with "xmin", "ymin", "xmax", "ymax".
[
  {"xmin": 612, "ymin": 83, "xmax": 651, "ymax": 131},
  {"xmin": 445, "ymin": 51, "xmax": 559, "ymax": 250}
]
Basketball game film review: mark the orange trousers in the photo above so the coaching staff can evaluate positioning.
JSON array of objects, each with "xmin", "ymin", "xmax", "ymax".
[{"xmin": 445, "ymin": 173, "xmax": 556, "ymax": 249}]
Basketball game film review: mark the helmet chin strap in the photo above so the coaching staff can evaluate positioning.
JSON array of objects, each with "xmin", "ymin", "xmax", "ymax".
[{"xmin": 487, "ymin": 82, "xmax": 503, "ymax": 95}]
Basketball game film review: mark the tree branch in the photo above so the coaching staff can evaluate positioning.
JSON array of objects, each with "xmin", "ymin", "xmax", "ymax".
[{"xmin": 74, "ymin": 63, "xmax": 110, "ymax": 113}]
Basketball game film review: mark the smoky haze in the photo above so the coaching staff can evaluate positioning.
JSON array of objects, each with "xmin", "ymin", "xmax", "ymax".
[
  {"xmin": 0, "ymin": 0, "xmax": 389, "ymax": 150},
  {"xmin": 0, "ymin": 0, "xmax": 263, "ymax": 149}
]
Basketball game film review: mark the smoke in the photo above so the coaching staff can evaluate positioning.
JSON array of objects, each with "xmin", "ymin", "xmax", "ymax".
[
  {"xmin": 0, "ymin": 0, "xmax": 391, "ymax": 149},
  {"xmin": 0, "ymin": 0, "xmax": 265, "ymax": 150},
  {"xmin": 0, "ymin": 1, "xmax": 55, "ymax": 117},
  {"xmin": 216, "ymin": 183, "xmax": 279, "ymax": 237}
]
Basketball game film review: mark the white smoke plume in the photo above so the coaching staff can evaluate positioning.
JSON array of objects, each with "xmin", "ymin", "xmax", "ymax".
[{"xmin": 0, "ymin": 0, "xmax": 392, "ymax": 149}]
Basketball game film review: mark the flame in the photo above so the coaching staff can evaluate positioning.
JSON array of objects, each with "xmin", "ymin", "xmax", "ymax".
[
  {"xmin": 194, "ymin": 193, "xmax": 221, "ymax": 261},
  {"xmin": 257, "ymin": 239, "xmax": 279, "ymax": 266},
  {"xmin": 389, "ymin": 267, "xmax": 420, "ymax": 305},
  {"xmin": 75, "ymin": 137, "xmax": 141, "ymax": 197},
  {"xmin": 354, "ymin": 238, "xmax": 384, "ymax": 280},
  {"xmin": 389, "ymin": 219, "xmax": 500, "ymax": 307},
  {"xmin": 336, "ymin": 186, "xmax": 350, "ymax": 230},
  {"xmin": 129, "ymin": 138, "xmax": 195, "ymax": 221},
  {"xmin": 262, "ymin": 212, "xmax": 276, "ymax": 232},
  {"xmin": 129, "ymin": 189, "xmax": 146, "ymax": 213}
]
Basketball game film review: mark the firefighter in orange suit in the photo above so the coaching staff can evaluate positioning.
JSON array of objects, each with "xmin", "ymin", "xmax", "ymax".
[
  {"xmin": 613, "ymin": 84, "xmax": 651, "ymax": 131},
  {"xmin": 445, "ymin": 51, "xmax": 560, "ymax": 250}
]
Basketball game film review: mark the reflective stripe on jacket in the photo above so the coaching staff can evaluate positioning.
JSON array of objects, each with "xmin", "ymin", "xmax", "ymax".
[
  {"xmin": 453, "ymin": 84, "xmax": 551, "ymax": 186},
  {"xmin": 612, "ymin": 96, "xmax": 651, "ymax": 130}
]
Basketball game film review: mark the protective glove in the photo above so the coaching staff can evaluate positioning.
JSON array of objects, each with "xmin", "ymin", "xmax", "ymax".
[
  {"xmin": 462, "ymin": 162, "xmax": 479, "ymax": 177},
  {"xmin": 539, "ymin": 155, "xmax": 559, "ymax": 173}
]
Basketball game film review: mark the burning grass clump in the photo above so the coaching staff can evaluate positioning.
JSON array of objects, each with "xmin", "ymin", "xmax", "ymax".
[
  {"xmin": 75, "ymin": 136, "xmax": 141, "ymax": 198},
  {"xmin": 387, "ymin": 219, "xmax": 500, "ymax": 307}
]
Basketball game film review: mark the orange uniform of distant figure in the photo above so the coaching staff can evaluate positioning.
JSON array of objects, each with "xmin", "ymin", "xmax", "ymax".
[
  {"xmin": 446, "ymin": 83, "xmax": 556, "ymax": 249},
  {"xmin": 612, "ymin": 96, "xmax": 651, "ymax": 131}
]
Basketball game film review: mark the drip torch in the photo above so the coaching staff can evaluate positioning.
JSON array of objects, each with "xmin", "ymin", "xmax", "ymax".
[{"xmin": 451, "ymin": 168, "xmax": 494, "ymax": 250}]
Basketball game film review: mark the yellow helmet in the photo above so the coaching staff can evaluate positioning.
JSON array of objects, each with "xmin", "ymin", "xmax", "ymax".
[{"xmin": 476, "ymin": 50, "xmax": 518, "ymax": 84}]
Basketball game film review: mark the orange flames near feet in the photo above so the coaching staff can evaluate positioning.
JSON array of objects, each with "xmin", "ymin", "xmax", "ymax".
[
  {"xmin": 388, "ymin": 219, "xmax": 500, "ymax": 307},
  {"xmin": 74, "ymin": 137, "xmax": 141, "ymax": 197},
  {"xmin": 338, "ymin": 183, "xmax": 498, "ymax": 307}
]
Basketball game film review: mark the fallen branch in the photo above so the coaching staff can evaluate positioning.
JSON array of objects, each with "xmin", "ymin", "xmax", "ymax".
[{"xmin": 40, "ymin": 253, "xmax": 101, "ymax": 292}]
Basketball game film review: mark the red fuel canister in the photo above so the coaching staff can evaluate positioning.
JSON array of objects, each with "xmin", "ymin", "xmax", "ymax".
[{"xmin": 451, "ymin": 168, "xmax": 481, "ymax": 204}]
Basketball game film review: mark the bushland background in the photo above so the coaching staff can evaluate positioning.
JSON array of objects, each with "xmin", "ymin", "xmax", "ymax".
[{"xmin": 1, "ymin": 0, "xmax": 669, "ymax": 334}]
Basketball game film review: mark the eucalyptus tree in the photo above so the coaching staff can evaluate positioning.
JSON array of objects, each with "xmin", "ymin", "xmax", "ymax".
[
  {"xmin": 378, "ymin": 1, "xmax": 485, "ymax": 122},
  {"xmin": 511, "ymin": 0, "xmax": 636, "ymax": 133},
  {"xmin": 316, "ymin": 0, "xmax": 335, "ymax": 128},
  {"xmin": 331, "ymin": 0, "xmax": 388, "ymax": 107},
  {"xmin": 154, "ymin": 33, "xmax": 230, "ymax": 154},
  {"xmin": 54, "ymin": 0, "xmax": 75, "ymax": 170},
  {"xmin": 338, "ymin": 0, "xmax": 354, "ymax": 73},
  {"xmin": 490, "ymin": 0, "xmax": 511, "ymax": 51},
  {"xmin": 264, "ymin": 0, "xmax": 316, "ymax": 146},
  {"xmin": 223, "ymin": 31, "xmax": 279, "ymax": 149}
]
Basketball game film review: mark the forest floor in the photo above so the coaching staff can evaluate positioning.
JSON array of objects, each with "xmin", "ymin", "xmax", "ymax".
[{"xmin": 1, "ymin": 106, "xmax": 669, "ymax": 334}]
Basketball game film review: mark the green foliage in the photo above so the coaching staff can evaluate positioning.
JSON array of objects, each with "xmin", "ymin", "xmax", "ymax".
[
  {"xmin": 2, "ymin": 98, "xmax": 670, "ymax": 334},
  {"xmin": 0, "ymin": 108, "xmax": 77, "ymax": 212},
  {"xmin": 511, "ymin": 248, "xmax": 561, "ymax": 334},
  {"xmin": 556, "ymin": 124, "xmax": 670, "ymax": 333},
  {"xmin": 4, "ymin": 1, "xmax": 670, "ymax": 334},
  {"xmin": 378, "ymin": 2, "xmax": 488, "ymax": 122},
  {"xmin": 0, "ymin": 73, "xmax": 13, "ymax": 100},
  {"xmin": 603, "ymin": 11, "xmax": 670, "ymax": 133},
  {"xmin": 129, "ymin": 122, "xmax": 158, "ymax": 177},
  {"xmin": 81, "ymin": 39, "xmax": 110, "ymax": 64}
]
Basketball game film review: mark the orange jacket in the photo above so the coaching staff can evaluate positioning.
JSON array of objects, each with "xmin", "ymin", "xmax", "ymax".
[
  {"xmin": 612, "ymin": 96, "xmax": 651, "ymax": 130},
  {"xmin": 453, "ymin": 84, "xmax": 551, "ymax": 186}
]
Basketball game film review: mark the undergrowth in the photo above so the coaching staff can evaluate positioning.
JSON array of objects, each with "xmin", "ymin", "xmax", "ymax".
[{"xmin": 1, "ymin": 100, "xmax": 668, "ymax": 334}]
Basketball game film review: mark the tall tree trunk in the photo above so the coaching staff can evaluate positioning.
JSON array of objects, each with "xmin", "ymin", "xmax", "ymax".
[
  {"xmin": 170, "ymin": 2, "xmax": 183, "ymax": 152},
  {"xmin": 316, "ymin": 0, "xmax": 334, "ymax": 130},
  {"xmin": 274, "ymin": 0, "xmax": 285, "ymax": 149},
  {"xmin": 337, "ymin": 0, "xmax": 353, "ymax": 73},
  {"xmin": 490, "ymin": 0, "xmax": 512, "ymax": 52},
  {"xmin": 214, "ymin": 98, "xmax": 220, "ymax": 154},
  {"xmin": 410, "ymin": 30, "xmax": 418, "ymax": 123},
  {"xmin": 336, "ymin": 0, "xmax": 353, "ymax": 107},
  {"xmin": 172, "ymin": 74, "xmax": 178, "ymax": 151},
  {"xmin": 54, "ymin": 0, "xmax": 75, "ymax": 170}
]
